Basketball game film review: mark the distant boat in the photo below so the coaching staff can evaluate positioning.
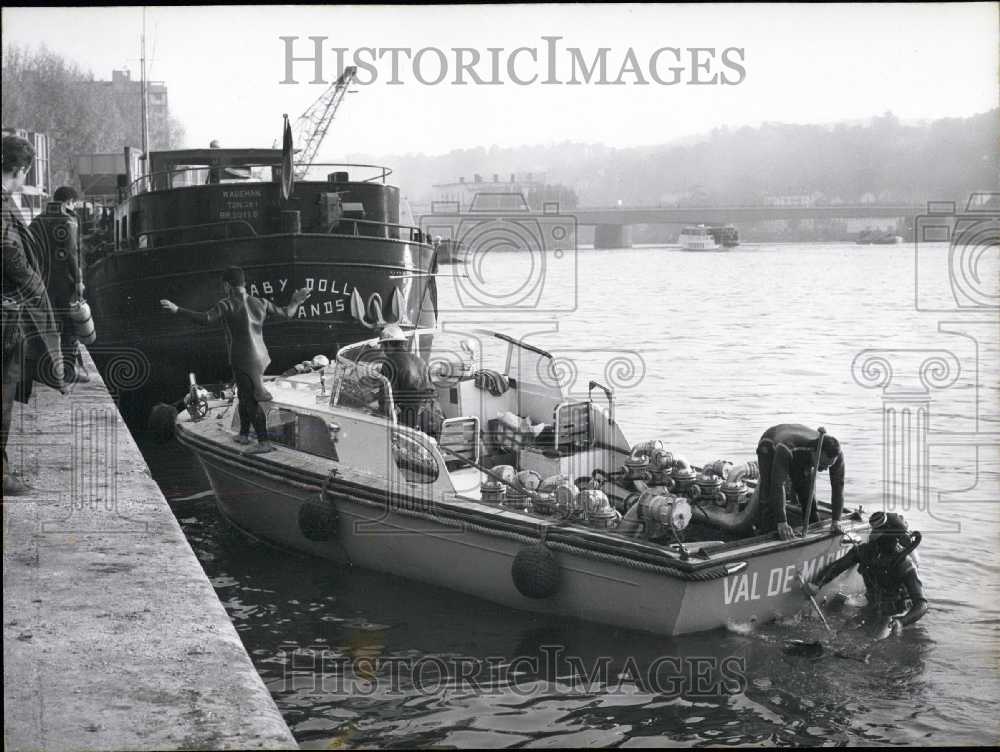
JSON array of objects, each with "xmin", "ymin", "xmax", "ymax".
[
  {"xmin": 435, "ymin": 238, "xmax": 465, "ymax": 264},
  {"xmin": 856, "ymin": 230, "xmax": 903, "ymax": 245},
  {"xmin": 708, "ymin": 224, "xmax": 740, "ymax": 248},
  {"xmin": 678, "ymin": 224, "xmax": 722, "ymax": 251}
]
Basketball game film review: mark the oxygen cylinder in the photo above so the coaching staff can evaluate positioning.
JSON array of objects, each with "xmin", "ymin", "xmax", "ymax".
[{"xmin": 68, "ymin": 298, "xmax": 96, "ymax": 345}]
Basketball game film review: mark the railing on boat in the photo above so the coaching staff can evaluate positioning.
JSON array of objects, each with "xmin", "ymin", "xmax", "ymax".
[
  {"xmin": 126, "ymin": 162, "xmax": 394, "ymax": 200},
  {"xmin": 136, "ymin": 220, "xmax": 259, "ymax": 246},
  {"xmin": 128, "ymin": 216, "xmax": 428, "ymax": 249},
  {"xmin": 325, "ymin": 218, "xmax": 428, "ymax": 243}
]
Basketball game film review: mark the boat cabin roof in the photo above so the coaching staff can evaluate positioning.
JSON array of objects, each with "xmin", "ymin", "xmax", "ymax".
[{"xmin": 148, "ymin": 148, "xmax": 287, "ymax": 172}]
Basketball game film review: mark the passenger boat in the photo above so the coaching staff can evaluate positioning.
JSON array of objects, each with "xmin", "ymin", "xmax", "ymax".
[
  {"xmin": 175, "ymin": 326, "xmax": 867, "ymax": 636},
  {"xmin": 856, "ymin": 229, "xmax": 903, "ymax": 245},
  {"xmin": 434, "ymin": 237, "xmax": 465, "ymax": 264},
  {"xmin": 85, "ymin": 148, "xmax": 437, "ymax": 409},
  {"xmin": 708, "ymin": 224, "xmax": 740, "ymax": 248},
  {"xmin": 678, "ymin": 224, "xmax": 723, "ymax": 251}
]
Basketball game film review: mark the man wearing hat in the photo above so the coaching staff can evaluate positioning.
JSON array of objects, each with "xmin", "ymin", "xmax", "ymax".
[
  {"xmin": 803, "ymin": 510, "xmax": 928, "ymax": 634},
  {"xmin": 29, "ymin": 185, "xmax": 88, "ymax": 382},
  {"xmin": 373, "ymin": 323, "xmax": 442, "ymax": 438},
  {"xmin": 160, "ymin": 267, "xmax": 310, "ymax": 453}
]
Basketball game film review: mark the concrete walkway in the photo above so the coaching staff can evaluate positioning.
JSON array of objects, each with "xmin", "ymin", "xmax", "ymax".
[{"xmin": 4, "ymin": 352, "xmax": 297, "ymax": 750}]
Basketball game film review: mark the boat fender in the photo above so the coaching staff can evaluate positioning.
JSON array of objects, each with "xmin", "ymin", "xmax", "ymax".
[
  {"xmin": 511, "ymin": 543, "xmax": 561, "ymax": 599},
  {"xmin": 147, "ymin": 402, "xmax": 178, "ymax": 443},
  {"xmin": 68, "ymin": 298, "xmax": 97, "ymax": 345},
  {"xmin": 298, "ymin": 501, "xmax": 338, "ymax": 542}
]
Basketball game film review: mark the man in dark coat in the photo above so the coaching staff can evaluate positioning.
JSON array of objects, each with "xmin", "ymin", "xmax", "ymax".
[
  {"xmin": 756, "ymin": 423, "xmax": 845, "ymax": 540},
  {"xmin": 160, "ymin": 266, "xmax": 310, "ymax": 453},
  {"xmin": 29, "ymin": 185, "xmax": 88, "ymax": 383},
  {"xmin": 2, "ymin": 135, "xmax": 66, "ymax": 495}
]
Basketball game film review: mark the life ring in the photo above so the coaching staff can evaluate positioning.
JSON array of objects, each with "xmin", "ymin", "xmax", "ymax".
[{"xmin": 511, "ymin": 543, "xmax": 561, "ymax": 599}]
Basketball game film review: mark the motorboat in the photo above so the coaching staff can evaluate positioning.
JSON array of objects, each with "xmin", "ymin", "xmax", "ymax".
[
  {"xmin": 678, "ymin": 224, "xmax": 723, "ymax": 251},
  {"xmin": 856, "ymin": 229, "xmax": 903, "ymax": 244},
  {"xmin": 708, "ymin": 224, "xmax": 740, "ymax": 248},
  {"xmin": 175, "ymin": 326, "xmax": 867, "ymax": 636}
]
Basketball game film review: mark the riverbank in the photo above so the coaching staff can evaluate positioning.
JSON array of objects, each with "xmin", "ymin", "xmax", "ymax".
[{"xmin": 3, "ymin": 350, "xmax": 297, "ymax": 750}]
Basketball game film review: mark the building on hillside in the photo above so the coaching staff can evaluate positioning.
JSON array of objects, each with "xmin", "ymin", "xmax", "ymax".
[
  {"xmin": 763, "ymin": 193, "xmax": 822, "ymax": 207},
  {"xmin": 431, "ymin": 172, "xmax": 546, "ymax": 212},
  {"xmin": 86, "ymin": 69, "xmax": 171, "ymax": 151}
]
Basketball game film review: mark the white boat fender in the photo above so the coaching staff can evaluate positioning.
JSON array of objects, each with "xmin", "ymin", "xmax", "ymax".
[
  {"xmin": 511, "ymin": 541, "xmax": 561, "ymax": 599},
  {"xmin": 68, "ymin": 298, "xmax": 97, "ymax": 345},
  {"xmin": 148, "ymin": 402, "xmax": 178, "ymax": 442}
]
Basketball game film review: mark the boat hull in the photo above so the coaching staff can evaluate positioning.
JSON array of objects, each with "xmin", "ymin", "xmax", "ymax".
[
  {"xmin": 182, "ymin": 427, "xmax": 864, "ymax": 637},
  {"xmin": 87, "ymin": 233, "xmax": 435, "ymax": 403}
]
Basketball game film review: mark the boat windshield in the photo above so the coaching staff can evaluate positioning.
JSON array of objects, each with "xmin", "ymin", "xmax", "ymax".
[{"xmin": 336, "ymin": 327, "xmax": 563, "ymax": 396}]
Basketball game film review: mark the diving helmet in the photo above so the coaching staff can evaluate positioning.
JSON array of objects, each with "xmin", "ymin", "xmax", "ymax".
[{"xmin": 869, "ymin": 511, "xmax": 908, "ymax": 550}]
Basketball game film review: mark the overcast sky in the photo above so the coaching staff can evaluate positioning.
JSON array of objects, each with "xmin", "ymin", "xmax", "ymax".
[{"xmin": 3, "ymin": 3, "xmax": 997, "ymax": 158}]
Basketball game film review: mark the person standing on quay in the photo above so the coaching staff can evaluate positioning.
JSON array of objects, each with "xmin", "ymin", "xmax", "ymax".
[
  {"xmin": 159, "ymin": 266, "xmax": 310, "ymax": 454},
  {"xmin": 2, "ymin": 135, "xmax": 66, "ymax": 495},
  {"xmin": 29, "ymin": 185, "xmax": 88, "ymax": 383}
]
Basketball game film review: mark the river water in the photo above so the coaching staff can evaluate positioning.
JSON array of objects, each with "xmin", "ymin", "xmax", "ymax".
[{"xmin": 139, "ymin": 241, "xmax": 999, "ymax": 747}]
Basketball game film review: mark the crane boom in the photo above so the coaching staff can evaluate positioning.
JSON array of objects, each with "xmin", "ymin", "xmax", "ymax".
[{"xmin": 292, "ymin": 65, "xmax": 357, "ymax": 179}]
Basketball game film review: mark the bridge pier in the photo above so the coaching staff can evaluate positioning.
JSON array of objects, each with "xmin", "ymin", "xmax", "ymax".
[{"xmin": 594, "ymin": 224, "xmax": 631, "ymax": 249}]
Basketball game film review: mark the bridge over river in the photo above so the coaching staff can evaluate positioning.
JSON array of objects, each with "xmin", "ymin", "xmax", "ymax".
[{"xmin": 569, "ymin": 204, "xmax": 924, "ymax": 247}]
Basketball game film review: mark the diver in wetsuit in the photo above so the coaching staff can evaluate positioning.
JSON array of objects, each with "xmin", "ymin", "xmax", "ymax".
[
  {"xmin": 756, "ymin": 424, "xmax": 845, "ymax": 540},
  {"xmin": 374, "ymin": 324, "xmax": 443, "ymax": 438},
  {"xmin": 803, "ymin": 511, "xmax": 927, "ymax": 634}
]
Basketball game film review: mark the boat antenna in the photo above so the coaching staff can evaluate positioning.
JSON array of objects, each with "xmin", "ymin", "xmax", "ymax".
[{"xmin": 140, "ymin": 7, "xmax": 150, "ymax": 189}]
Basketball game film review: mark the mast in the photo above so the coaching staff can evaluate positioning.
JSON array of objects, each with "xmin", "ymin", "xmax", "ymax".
[{"xmin": 140, "ymin": 7, "xmax": 149, "ymax": 187}]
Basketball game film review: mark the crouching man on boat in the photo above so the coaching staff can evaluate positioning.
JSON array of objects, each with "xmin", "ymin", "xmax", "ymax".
[
  {"xmin": 756, "ymin": 424, "xmax": 845, "ymax": 541},
  {"xmin": 373, "ymin": 324, "xmax": 443, "ymax": 439},
  {"xmin": 160, "ymin": 266, "xmax": 310, "ymax": 454},
  {"xmin": 803, "ymin": 511, "xmax": 927, "ymax": 635}
]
